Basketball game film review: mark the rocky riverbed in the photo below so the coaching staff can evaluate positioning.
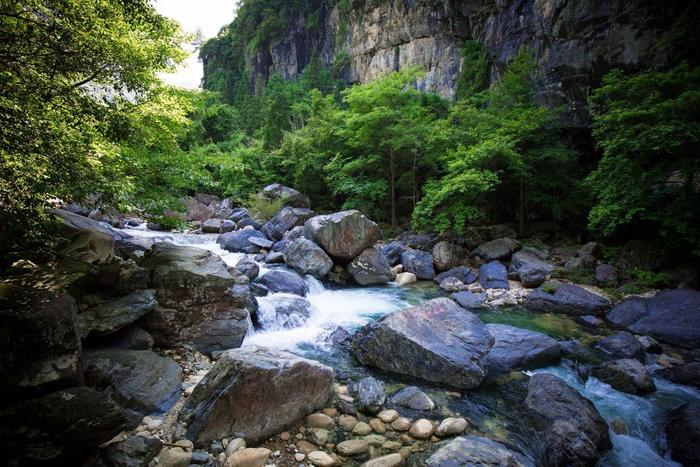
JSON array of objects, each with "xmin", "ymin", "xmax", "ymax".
[{"xmin": 1, "ymin": 185, "xmax": 699, "ymax": 467}]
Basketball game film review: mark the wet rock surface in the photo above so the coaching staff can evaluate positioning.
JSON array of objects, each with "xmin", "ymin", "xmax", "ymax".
[
  {"xmin": 525, "ymin": 283, "xmax": 611, "ymax": 316},
  {"xmin": 485, "ymin": 324, "xmax": 561, "ymax": 375},
  {"xmin": 305, "ymin": 210, "xmax": 381, "ymax": 260}
]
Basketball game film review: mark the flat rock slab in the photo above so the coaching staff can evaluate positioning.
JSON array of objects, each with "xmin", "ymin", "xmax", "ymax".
[
  {"xmin": 485, "ymin": 324, "xmax": 561, "ymax": 375},
  {"xmin": 79, "ymin": 289, "xmax": 157, "ymax": 339},
  {"xmin": 525, "ymin": 283, "xmax": 610, "ymax": 316}
]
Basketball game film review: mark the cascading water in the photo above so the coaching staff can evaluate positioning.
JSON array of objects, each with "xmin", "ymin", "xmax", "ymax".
[{"xmin": 123, "ymin": 226, "xmax": 700, "ymax": 467}]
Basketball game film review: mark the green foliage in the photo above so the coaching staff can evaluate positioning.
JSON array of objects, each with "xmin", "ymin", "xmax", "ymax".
[
  {"xmin": 148, "ymin": 215, "xmax": 187, "ymax": 231},
  {"xmin": 630, "ymin": 269, "xmax": 674, "ymax": 289},
  {"xmin": 244, "ymin": 192, "xmax": 285, "ymax": 222},
  {"xmin": 456, "ymin": 41, "xmax": 489, "ymax": 99},
  {"xmin": 541, "ymin": 282, "xmax": 558, "ymax": 294},
  {"xmin": 587, "ymin": 64, "xmax": 700, "ymax": 254}
]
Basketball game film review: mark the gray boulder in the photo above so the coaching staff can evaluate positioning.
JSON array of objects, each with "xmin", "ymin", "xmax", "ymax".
[
  {"xmin": 391, "ymin": 386, "xmax": 434, "ymax": 411},
  {"xmin": 666, "ymin": 401, "xmax": 700, "ymax": 467},
  {"xmin": 100, "ymin": 434, "xmax": 162, "ymax": 467},
  {"xmin": 400, "ymin": 249, "xmax": 435, "ymax": 280},
  {"xmin": 525, "ymin": 283, "xmax": 611, "ymax": 316},
  {"xmin": 657, "ymin": 361, "xmax": 700, "ymax": 389},
  {"xmin": 229, "ymin": 207, "xmax": 250, "ymax": 223},
  {"xmin": 305, "ymin": 210, "xmax": 381, "ymax": 260},
  {"xmin": 508, "ymin": 250, "xmax": 554, "ymax": 288},
  {"xmin": 180, "ymin": 346, "xmax": 333, "ymax": 446},
  {"xmin": 263, "ymin": 183, "xmax": 310, "ymax": 208},
  {"xmin": 592, "ymin": 358, "xmax": 655, "ymax": 395},
  {"xmin": 255, "ymin": 269, "xmax": 309, "ymax": 296},
  {"xmin": 432, "ymin": 241, "xmax": 463, "ymax": 272},
  {"xmin": 139, "ymin": 243, "xmax": 251, "ymax": 353},
  {"xmin": 261, "ymin": 207, "xmax": 314, "ymax": 241},
  {"xmin": 349, "ymin": 377, "xmax": 386, "ymax": 413},
  {"xmin": 381, "ymin": 241, "xmax": 406, "ymax": 266},
  {"xmin": 525, "ymin": 373, "xmax": 611, "ymax": 466},
  {"xmin": 452, "ymin": 291, "xmax": 486, "ymax": 309},
  {"xmin": 78, "ymin": 289, "xmax": 157, "ymax": 339},
  {"xmin": 352, "ymin": 298, "xmax": 493, "ymax": 388},
  {"xmin": 201, "ymin": 218, "xmax": 224, "ymax": 233},
  {"xmin": 595, "ymin": 332, "xmax": 645, "ymax": 361},
  {"xmin": 595, "ymin": 264, "xmax": 618, "ymax": 286},
  {"xmin": 472, "ymin": 237, "xmax": 521, "ymax": 261},
  {"xmin": 434, "ymin": 266, "xmax": 477, "ymax": 285},
  {"xmin": 233, "ymin": 258, "xmax": 260, "ymax": 281},
  {"xmin": 83, "ymin": 349, "xmax": 182, "ymax": 419},
  {"xmin": 426, "ymin": 435, "xmax": 534, "ymax": 467},
  {"xmin": 103, "ymin": 325, "xmax": 155, "ymax": 350},
  {"xmin": 485, "ymin": 324, "xmax": 561, "ymax": 375},
  {"xmin": 479, "ymin": 261, "xmax": 509, "ymax": 289},
  {"xmin": 217, "ymin": 229, "xmax": 268, "ymax": 254},
  {"xmin": 348, "ymin": 247, "xmax": 392, "ymax": 285},
  {"xmin": 284, "ymin": 238, "xmax": 333, "ymax": 279}
]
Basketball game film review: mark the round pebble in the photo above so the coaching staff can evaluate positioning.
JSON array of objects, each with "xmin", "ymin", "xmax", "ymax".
[
  {"xmin": 409, "ymin": 419, "xmax": 435, "ymax": 440},
  {"xmin": 391, "ymin": 417, "xmax": 411, "ymax": 432},
  {"xmin": 308, "ymin": 450, "xmax": 336, "ymax": 467},
  {"xmin": 377, "ymin": 410, "xmax": 399, "ymax": 423},
  {"xmin": 353, "ymin": 421, "xmax": 372, "ymax": 436},
  {"xmin": 369, "ymin": 418, "xmax": 386, "ymax": 434}
]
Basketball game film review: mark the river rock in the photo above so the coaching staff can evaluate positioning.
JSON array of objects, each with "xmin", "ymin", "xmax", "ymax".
[
  {"xmin": 666, "ymin": 401, "xmax": 700, "ymax": 467},
  {"xmin": 361, "ymin": 453, "xmax": 403, "ymax": 467},
  {"xmin": 0, "ymin": 289, "xmax": 82, "ymax": 403},
  {"xmin": 185, "ymin": 196, "xmax": 215, "ymax": 222},
  {"xmin": 409, "ymin": 418, "xmax": 435, "ymax": 439},
  {"xmin": 284, "ymin": 238, "xmax": 334, "ymax": 278},
  {"xmin": 305, "ymin": 210, "xmax": 381, "ymax": 259},
  {"xmin": 525, "ymin": 283, "xmax": 611, "ymax": 316},
  {"xmin": 352, "ymin": 298, "xmax": 493, "ymax": 388},
  {"xmin": 261, "ymin": 207, "xmax": 315, "ymax": 241},
  {"xmin": 391, "ymin": 386, "xmax": 434, "ymax": 411},
  {"xmin": 233, "ymin": 258, "xmax": 260, "ymax": 281},
  {"xmin": 426, "ymin": 435, "xmax": 533, "ymax": 467},
  {"xmin": 100, "ymin": 434, "xmax": 162, "ymax": 467},
  {"xmin": 605, "ymin": 289, "xmax": 700, "ymax": 349},
  {"xmin": 592, "ymin": 358, "xmax": 655, "ymax": 395},
  {"xmin": 157, "ymin": 446, "xmax": 191, "ymax": 467},
  {"xmin": 400, "ymin": 249, "xmax": 435, "ymax": 280},
  {"xmin": 472, "ymin": 238, "xmax": 521, "ymax": 261},
  {"xmin": 139, "ymin": 243, "xmax": 251, "ymax": 353},
  {"xmin": 103, "ymin": 325, "xmax": 155, "ymax": 350},
  {"xmin": 180, "ymin": 346, "xmax": 333, "ymax": 446},
  {"xmin": 265, "ymin": 251, "xmax": 287, "ymax": 263},
  {"xmin": 432, "ymin": 241, "xmax": 463, "ymax": 272},
  {"xmin": 217, "ymin": 229, "xmax": 269, "ymax": 253},
  {"xmin": 657, "ymin": 361, "xmax": 700, "ymax": 389},
  {"xmin": 478, "ymin": 261, "xmax": 509, "ymax": 289},
  {"xmin": 0, "ymin": 387, "xmax": 128, "ymax": 466},
  {"xmin": 229, "ymin": 207, "xmax": 250, "ymax": 223},
  {"xmin": 395, "ymin": 272, "xmax": 417, "ymax": 285},
  {"xmin": 336, "ymin": 439, "xmax": 369, "ymax": 456},
  {"xmin": 508, "ymin": 250, "xmax": 554, "ymax": 288},
  {"xmin": 348, "ymin": 247, "xmax": 392, "ymax": 285},
  {"xmin": 439, "ymin": 277, "xmax": 468, "ymax": 292},
  {"xmin": 485, "ymin": 324, "xmax": 561, "ymax": 375},
  {"xmin": 564, "ymin": 254, "xmax": 597, "ymax": 273},
  {"xmin": 451, "ymin": 291, "xmax": 486, "ymax": 309},
  {"xmin": 435, "ymin": 417, "xmax": 468, "ymax": 437},
  {"xmin": 308, "ymin": 451, "xmax": 336, "ymax": 466},
  {"xmin": 78, "ymin": 289, "xmax": 157, "ymax": 339},
  {"xmin": 525, "ymin": 373, "xmax": 611, "ymax": 466},
  {"xmin": 201, "ymin": 218, "xmax": 224, "ymax": 233},
  {"xmin": 263, "ymin": 183, "xmax": 310, "ymax": 208},
  {"xmin": 596, "ymin": 332, "xmax": 645, "ymax": 361},
  {"xmin": 255, "ymin": 269, "xmax": 309, "ymax": 296},
  {"xmin": 381, "ymin": 241, "xmax": 406, "ymax": 266},
  {"xmin": 433, "ymin": 266, "xmax": 477, "ymax": 285},
  {"xmin": 223, "ymin": 447, "xmax": 271, "ymax": 467},
  {"xmin": 307, "ymin": 413, "xmax": 335, "ymax": 430},
  {"xmin": 349, "ymin": 377, "xmax": 386, "ymax": 413},
  {"xmin": 83, "ymin": 349, "xmax": 182, "ymax": 419},
  {"xmin": 595, "ymin": 264, "xmax": 618, "ymax": 286}
]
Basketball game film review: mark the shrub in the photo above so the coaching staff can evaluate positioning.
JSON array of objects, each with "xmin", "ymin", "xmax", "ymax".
[{"xmin": 245, "ymin": 192, "xmax": 284, "ymax": 222}]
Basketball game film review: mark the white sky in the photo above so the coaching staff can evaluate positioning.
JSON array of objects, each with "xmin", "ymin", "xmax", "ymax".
[{"xmin": 153, "ymin": 0, "xmax": 238, "ymax": 89}]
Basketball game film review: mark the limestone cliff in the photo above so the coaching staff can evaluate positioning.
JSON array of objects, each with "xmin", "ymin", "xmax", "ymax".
[{"xmin": 203, "ymin": 0, "xmax": 695, "ymax": 127}]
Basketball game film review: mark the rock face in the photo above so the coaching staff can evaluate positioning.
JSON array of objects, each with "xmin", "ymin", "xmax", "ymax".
[
  {"xmin": 478, "ymin": 261, "xmax": 509, "ymax": 289},
  {"xmin": 666, "ymin": 401, "xmax": 700, "ymax": 467},
  {"xmin": 525, "ymin": 283, "xmax": 611, "ymax": 316},
  {"xmin": 525, "ymin": 373, "xmax": 611, "ymax": 466},
  {"xmin": 426, "ymin": 435, "xmax": 533, "ymax": 467},
  {"xmin": 261, "ymin": 207, "xmax": 314, "ymax": 241},
  {"xmin": 255, "ymin": 269, "xmax": 309, "ymax": 296},
  {"xmin": 78, "ymin": 289, "xmax": 158, "ymax": 339},
  {"xmin": 217, "ymin": 229, "xmax": 269, "ymax": 254},
  {"xmin": 592, "ymin": 359, "xmax": 655, "ymax": 395},
  {"xmin": 0, "ymin": 387, "xmax": 127, "ymax": 466},
  {"xmin": 284, "ymin": 238, "xmax": 333, "ymax": 279},
  {"xmin": 352, "ymin": 298, "xmax": 493, "ymax": 388},
  {"xmin": 0, "ymin": 289, "xmax": 82, "ymax": 403},
  {"xmin": 180, "ymin": 346, "xmax": 333, "ymax": 447},
  {"xmin": 263, "ymin": 183, "xmax": 310, "ymax": 208},
  {"xmin": 472, "ymin": 238, "xmax": 520, "ymax": 262},
  {"xmin": 485, "ymin": 324, "xmax": 561, "ymax": 375},
  {"xmin": 139, "ymin": 243, "xmax": 251, "ymax": 353},
  {"xmin": 605, "ymin": 289, "xmax": 700, "ymax": 349},
  {"xmin": 83, "ymin": 349, "xmax": 182, "ymax": 419},
  {"xmin": 432, "ymin": 241, "xmax": 463, "ymax": 272},
  {"xmin": 347, "ymin": 247, "xmax": 392, "ymax": 285},
  {"xmin": 305, "ymin": 210, "xmax": 381, "ymax": 259},
  {"xmin": 400, "ymin": 249, "xmax": 435, "ymax": 280}
]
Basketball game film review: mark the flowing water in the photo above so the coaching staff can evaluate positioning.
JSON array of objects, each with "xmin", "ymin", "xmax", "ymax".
[{"xmin": 124, "ymin": 226, "xmax": 700, "ymax": 466}]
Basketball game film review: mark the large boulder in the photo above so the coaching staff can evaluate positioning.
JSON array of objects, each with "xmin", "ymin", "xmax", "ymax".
[
  {"xmin": 261, "ymin": 207, "xmax": 315, "ymax": 241},
  {"xmin": 349, "ymin": 377, "xmax": 386, "ymax": 413},
  {"xmin": 657, "ymin": 361, "xmax": 700, "ymax": 389},
  {"xmin": 508, "ymin": 250, "xmax": 554, "ymax": 288},
  {"xmin": 305, "ymin": 210, "xmax": 381, "ymax": 260},
  {"xmin": 263, "ymin": 183, "xmax": 311, "ymax": 208},
  {"xmin": 605, "ymin": 289, "xmax": 700, "ymax": 349},
  {"xmin": 478, "ymin": 261, "xmax": 509, "ymax": 289},
  {"xmin": 525, "ymin": 283, "xmax": 611, "ymax": 316},
  {"xmin": 433, "ymin": 266, "xmax": 477, "ymax": 285},
  {"xmin": 595, "ymin": 332, "xmax": 645, "ymax": 361},
  {"xmin": 233, "ymin": 258, "xmax": 260, "ymax": 281},
  {"xmin": 352, "ymin": 298, "xmax": 494, "ymax": 388},
  {"xmin": 255, "ymin": 269, "xmax": 309, "ymax": 296},
  {"xmin": 180, "ymin": 346, "xmax": 333, "ymax": 447},
  {"xmin": 525, "ymin": 373, "xmax": 611, "ymax": 466},
  {"xmin": 452, "ymin": 291, "xmax": 486, "ymax": 309},
  {"xmin": 0, "ymin": 288, "xmax": 82, "ymax": 403},
  {"xmin": 400, "ymin": 249, "xmax": 435, "ymax": 280},
  {"xmin": 185, "ymin": 196, "xmax": 215, "ymax": 222},
  {"xmin": 83, "ymin": 349, "xmax": 182, "ymax": 419},
  {"xmin": 78, "ymin": 289, "xmax": 157, "ymax": 339},
  {"xmin": 666, "ymin": 401, "xmax": 700, "ymax": 467},
  {"xmin": 485, "ymin": 324, "xmax": 561, "ymax": 375},
  {"xmin": 381, "ymin": 241, "xmax": 406, "ymax": 267},
  {"xmin": 0, "ymin": 387, "xmax": 128, "ymax": 466},
  {"xmin": 284, "ymin": 238, "xmax": 333, "ymax": 279},
  {"xmin": 426, "ymin": 435, "xmax": 534, "ymax": 467},
  {"xmin": 139, "ymin": 243, "xmax": 251, "ymax": 353},
  {"xmin": 592, "ymin": 358, "xmax": 655, "ymax": 395},
  {"xmin": 347, "ymin": 247, "xmax": 392, "ymax": 285},
  {"xmin": 472, "ymin": 238, "xmax": 521, "ymax": 261},
  {"xmin": 399, "ymin": 232, "xmax": 439, "ymax": 250},
  {"xmin": 432, "ymin": 241, "xmax": 463, "ymax": 272},
  {"xmin": 217, "ymin": 229, "xmax": 269, "ymax": 254},
  {"xmin": 99, "ymin": 434, "xmax": 162, "ymax": 467}
]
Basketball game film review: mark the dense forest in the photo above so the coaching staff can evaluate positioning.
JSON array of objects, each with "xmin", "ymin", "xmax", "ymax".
[{"xmin": 1, "ymin": 0, "xmax": 699, "ymax": 262}]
